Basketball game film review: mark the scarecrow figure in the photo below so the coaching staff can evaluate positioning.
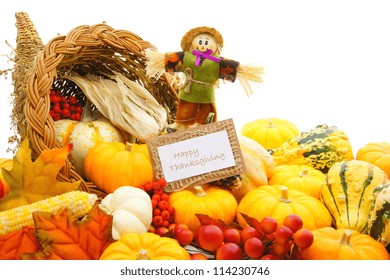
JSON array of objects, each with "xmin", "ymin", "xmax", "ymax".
[{"xmin": 145, "ymin": 26, "xmax": 263, "ymax": 131}]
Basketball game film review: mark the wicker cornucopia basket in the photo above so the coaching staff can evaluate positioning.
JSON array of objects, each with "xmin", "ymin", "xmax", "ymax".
[
  {"xmin": 23, "ymin": 22, "xmax": 178, "ymax": 197},
  {"xmin": 7, "ymin": 12, "xmax": 45, "ymax": 152}
]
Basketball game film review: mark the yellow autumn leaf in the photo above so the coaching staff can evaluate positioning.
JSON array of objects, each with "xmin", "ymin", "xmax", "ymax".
[{"xmin": 0, "ymin": 138, "xmax": 81, "ymax": 211}]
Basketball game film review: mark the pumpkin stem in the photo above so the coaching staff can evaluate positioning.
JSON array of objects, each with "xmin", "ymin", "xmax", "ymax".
[
  {"xmin": 266, "ymin": 119, "xmax": 275, "ymax": 128},
  {"xmin": 125, "ymin": 142, "xmax": 132, "ymax": 152},
  {"xmin": 298, "ymin": 168, "xmax": 309, "ymax": 177},
  {"xmin": 81, "ymin": 98, "xmax": 94, "ymax": 122},
  {"xmin": 137, "ymin": 249, "xmax": 151, "ymax": 260},
  {"xmin": 194, "ymin": 186, "xmax": 207, "ymax": 197},
  {"xmin": 279, "ymin": 186, "xmax": 292, "ymax": 203},
  {"xmin": 339, "ymin": 230, "xmax": 353, "ymax": 246}
]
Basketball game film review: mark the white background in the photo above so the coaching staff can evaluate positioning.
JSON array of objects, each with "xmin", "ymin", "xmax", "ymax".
[{"xmin": 1, "ymin": 0, "xmax": 390, "ymax": 158}]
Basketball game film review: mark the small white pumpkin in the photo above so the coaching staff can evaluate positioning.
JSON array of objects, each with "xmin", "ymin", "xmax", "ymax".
[{"xmin": 99, "ymin": 186, "xmax": 152, "ymax": 240}]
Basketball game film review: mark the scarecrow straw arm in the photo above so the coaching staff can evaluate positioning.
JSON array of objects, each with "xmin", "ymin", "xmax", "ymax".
[
  {"xmin": 145, "ymin": 48, "xmax": 165, "ymax": 81},
  {"xmin": 236, "ymin": 63, "xmax": 264, "ymax": 97}
]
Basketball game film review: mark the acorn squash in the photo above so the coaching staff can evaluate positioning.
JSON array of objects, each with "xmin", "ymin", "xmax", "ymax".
[
  {"xmin": 321, "ymin": 160, "xmax": 389, "ymax": 233},
  {"xmin": 269, "ymin": 124, "xmax": 354, "ymax": 173}
]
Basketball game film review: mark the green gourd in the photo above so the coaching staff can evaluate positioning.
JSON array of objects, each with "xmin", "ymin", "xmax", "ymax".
[{"xmin": 269, "ymin": 124, "xmax": 354, "ymax": 173}]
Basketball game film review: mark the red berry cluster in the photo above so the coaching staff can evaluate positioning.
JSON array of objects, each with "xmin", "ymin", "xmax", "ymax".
[
  {"xmin": 49, "ymin": 89, "xmax": 83, "ymax": 121},
  {"xmin": 138, "ymin": 178, "xmax": 176, "ymax": 236},
  {"xmin": 191, "ymin": 214, "xmax": 314, "ymax": 260}
]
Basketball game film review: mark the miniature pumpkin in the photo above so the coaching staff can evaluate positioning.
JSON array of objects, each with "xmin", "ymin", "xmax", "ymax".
[
  {"xmin": 84, "ymin": 142, "xmax": 154, "ymax": 194},
  {"xmin": 241, "ymin": 117, "xmax": 299, "ymax": 150},
  {"xmin": 269, "ymin": 124, "xmax": 354, "ymax": 173},
  {"xmin": 99, "ymin": 232, "xmax": 191, "ymax": 260},
  {"xmin": 356, "ymin": 141, "xmax": 390, "ymax": 178},
  {"xmin": 99, "ymin": 186, "xmax": 153, "ymax": 240},
  {"xmin": 237, "ymin": 185, "xmax": 332, "ymax": 230},
  {"xmin": 300, "ymin": 227, "xmax": 389, "ymax": 260},
  {"xmin": 228, "ymin": 136, "xmax": 275, "ymax": 202},
  {"xmin": 268, "ymin": 164, "xmax": 326, "ymax": 199},
  {"xmin": 169, "ymin": 185, "xmax": 238, "ymax": 233},
  {"xmin": 321, "ymin": 160, "xmax": 389, "ymax": 233},
  {"xmin": 55, "ymin": 104, "xmax": 125, "ymax": 178},
  {"xmin": 0, "ymin": 158, "xmax": 13, "ymax": 199},
  {"xmin": 367, "ymin": 182, "xmax": 390, "ymax": 247}
]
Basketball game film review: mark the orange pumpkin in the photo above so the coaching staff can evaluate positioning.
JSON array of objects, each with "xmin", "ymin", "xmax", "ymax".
[
  {"xmin": 241, "ymin": 117, "xmax": 299, "ymax": 150},
  {"xmin": 268, "ymin": 164, "xmax": 326, "ymax": 199},
  {"xmin": 356, "ymin": 141, "xmax": 390, "ymax": 178},
  {"xmin": 0, "ymin": 158, "xmax": 13, "ymax": 199},
  {"xmin": 300, "ymin": 227, "xmax": 389, "ymax": 260},
  {"xmin": 237, "ymin": 185, "xmax": 332, "ymax": 230},
  {"xmin": 84, "ymin": 142, "xmax": 154, "ymax": 193},
  {"xmin": 169, "ymin": 185, "xmax": 237, "ymax": 233}
]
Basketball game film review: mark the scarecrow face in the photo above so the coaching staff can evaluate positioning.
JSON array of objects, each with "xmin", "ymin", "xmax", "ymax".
[{"xmin": 191, "ymin": 33, "xmax": 217, "ymax": 54}]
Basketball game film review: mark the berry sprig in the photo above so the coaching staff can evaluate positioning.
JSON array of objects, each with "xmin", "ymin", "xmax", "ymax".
[
  {"xmin": 138, "ymin": 178, "xmax": 176, "ymax": 236},
  {"xmin": 49, "ymin": 89, "xmax": 83, "ymax": 121}
]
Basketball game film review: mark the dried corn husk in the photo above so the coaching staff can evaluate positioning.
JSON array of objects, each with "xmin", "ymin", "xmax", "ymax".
[{"xmin": 66, "ymin": 72, "xmax": 167, "ymax": 141}]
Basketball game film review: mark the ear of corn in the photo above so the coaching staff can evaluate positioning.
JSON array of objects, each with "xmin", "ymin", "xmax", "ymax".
[{"xmin": 0, "ymin": 191, "xmax": 98, "ymax": 236}]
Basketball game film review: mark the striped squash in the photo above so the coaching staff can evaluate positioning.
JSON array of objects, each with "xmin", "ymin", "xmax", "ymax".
[
  {"xmin": 320, "ymin": 160, "xmax": 389, "ymax": 233},
  {"xmin": 367, "ymin": 182, "xmax": 390, "ymax": 247},
  {"xmin": 269, "ymin": 124, "xmax": 354, "ymax": 173}
]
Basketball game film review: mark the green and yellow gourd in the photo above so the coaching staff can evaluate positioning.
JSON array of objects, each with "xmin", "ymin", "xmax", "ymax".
[
  {"xmin": 269, "ymin": 124, "xmax": 354, "ymax": 173},
  {"xmin": 367, "ymin": 182, "xmax": 390, "ymax": 247},
  {"xmin": 321, "ymin": 160, "xmax": 389, "ymax": 233}
]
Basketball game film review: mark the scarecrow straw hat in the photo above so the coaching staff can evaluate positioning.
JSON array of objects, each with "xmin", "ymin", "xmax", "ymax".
[{"xmin": 180, "ymin": 26, "xmax": 224, "ymax": 51}]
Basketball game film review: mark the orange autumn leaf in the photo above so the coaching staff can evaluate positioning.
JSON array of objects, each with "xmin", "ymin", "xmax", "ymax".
[
  {"xmin": 0, "ymin": 226, "xmax": 40, "ymax": 260},
  {"xmin": 22, "ymin": 205, "xmax": 114, "ymax": 260},
  {"xmin": 0, "ymin": 138, "xmax": 81, "ymax": 211}
]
